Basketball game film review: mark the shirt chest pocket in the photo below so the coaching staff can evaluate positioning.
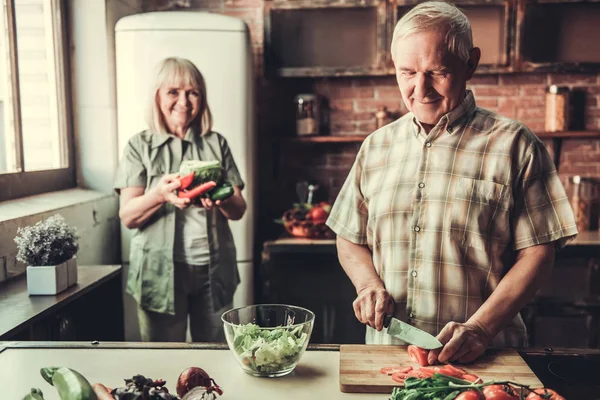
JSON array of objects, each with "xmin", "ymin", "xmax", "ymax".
[
  {"xmin": 146, "ymin": 165, "xmax": 166, "ymax": 189},
  {"xmin": 450, "ymin": 177, "xmax": 510, "ymax": 251}
]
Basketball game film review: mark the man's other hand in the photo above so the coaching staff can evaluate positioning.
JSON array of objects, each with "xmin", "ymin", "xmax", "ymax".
[
  {"xmin": 353, "ymin": 284, "xmax": 394, "ymax": 331},
  {"xmin": 427, "ymin": 321, "xmax": 492, "ymax": 364}
]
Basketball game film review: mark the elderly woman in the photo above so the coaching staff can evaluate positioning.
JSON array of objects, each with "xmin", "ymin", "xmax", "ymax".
[{"xmin": 114, "ymin": 57, "xmax": 247, "ymax": 342}]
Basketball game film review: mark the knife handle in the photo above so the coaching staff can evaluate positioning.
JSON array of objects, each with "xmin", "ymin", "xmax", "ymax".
[{"xmin": 383, "ymin": 314, "xmax": 392, "ymax": 328}]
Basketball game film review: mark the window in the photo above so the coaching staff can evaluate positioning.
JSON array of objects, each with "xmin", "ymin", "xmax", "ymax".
[{"xmin": 0, "ymin": 0, "xmax": 74, "ymax": 202}]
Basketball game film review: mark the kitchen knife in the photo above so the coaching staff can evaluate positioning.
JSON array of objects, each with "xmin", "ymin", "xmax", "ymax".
[{"xmin": 383, "ymin": 315, "xmax": 443, "ymax": 350}]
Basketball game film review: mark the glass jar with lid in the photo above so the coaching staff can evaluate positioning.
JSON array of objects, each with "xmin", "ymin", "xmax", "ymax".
[
  {"xmin": 545, "ymin": 85, "xmax": 570, "ymax": 132},
  {"xmin": 294, "ymin": 94, "xmax": 320, "ymax": 136}
]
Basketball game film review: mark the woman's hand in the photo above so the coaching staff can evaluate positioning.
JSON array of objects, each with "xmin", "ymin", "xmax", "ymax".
[
  {"xmin": 194, "ymin": 186, "xmax": 246, "ymax": 220},
  {"xmin": 155, "ymin": 173, "xmax": 190, "ymax": 209}
]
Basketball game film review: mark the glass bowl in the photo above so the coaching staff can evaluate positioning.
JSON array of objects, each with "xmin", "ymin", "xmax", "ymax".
[{"xmin": 221, "ymin": 304, "xmax": 315, "ymax": 377}]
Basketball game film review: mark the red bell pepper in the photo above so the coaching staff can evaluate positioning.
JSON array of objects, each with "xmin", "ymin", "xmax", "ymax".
[
  {"xmin": 177, "ymin": 172, "xmax": 195, "ymax": 190},
  {"xmin": 177, "ymin": 181, "xmax": 217, "ymax": 200}
]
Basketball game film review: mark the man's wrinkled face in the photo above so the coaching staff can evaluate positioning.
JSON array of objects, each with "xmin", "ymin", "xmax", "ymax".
[{"xmin": 393, "ymin": 30, "xmax": 475, "ymax": 130}]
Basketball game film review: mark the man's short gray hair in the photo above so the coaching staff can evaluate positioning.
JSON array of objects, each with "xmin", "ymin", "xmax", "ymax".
[{"xmin": 391, "ymin": 1, "xmax": 473, "ymax": 63}]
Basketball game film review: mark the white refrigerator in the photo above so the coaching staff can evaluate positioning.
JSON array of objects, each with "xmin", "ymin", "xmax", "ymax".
[{"xmin": 115, "ymin": 12, "xmax": 255, "ymax": 309}]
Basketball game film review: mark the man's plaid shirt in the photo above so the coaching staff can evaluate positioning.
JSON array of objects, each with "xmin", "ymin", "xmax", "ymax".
[{"xmin": 326, "ymin": 91, "xmax": 578, "ymax": 347}]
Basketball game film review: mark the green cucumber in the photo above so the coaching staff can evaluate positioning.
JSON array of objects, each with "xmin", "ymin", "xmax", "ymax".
[
  {"xmin": 209, "ymin": 182, "xmax": 234, "ymax": 201},
  {"xmin": 40, "ymin": 367, "xmax": 97, "ymax": 400},
  {"xmin": 22, "ymin": 388, "xmax": 45, "ymax": 400}
]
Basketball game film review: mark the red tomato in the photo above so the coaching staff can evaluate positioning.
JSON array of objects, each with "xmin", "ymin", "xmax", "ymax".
[
  {"xmin": 407, "ymin": 345, "xmax": 430, "ymax": 367},
  {"xmin": 455, "ymin": 390, "xmax": 484, "ymax": 400},
  {"xmin": 483, "ymin": 384, "xmax": 518, "ymax": 400},
  {"xmin": 525, "ymin": 388, "xmax": 566, "ymax": 400},
  {"xmin": 308, "ymin": 206, "xmax": 328, "ymax": 223}
]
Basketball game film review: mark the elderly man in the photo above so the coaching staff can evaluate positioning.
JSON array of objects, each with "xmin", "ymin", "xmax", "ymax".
[{"xmin": 326, "ymin": 1, "xmax": 577, "ymax": 364}]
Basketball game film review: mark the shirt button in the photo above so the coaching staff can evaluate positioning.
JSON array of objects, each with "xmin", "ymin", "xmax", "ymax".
[
  {"xmin": 425, "ymin": 141, "xmax": 432, "ymax": 148},
  {"xmin": 412, "ymin": 270, "xmax": 418, "ymax": 277},
  {"xmin": 418, "ymin": 182, "xmax": 425, "ymax": 188},
  {"xmin": 414, "ymin": 226, "xmax": 420, "ymax": 232}
]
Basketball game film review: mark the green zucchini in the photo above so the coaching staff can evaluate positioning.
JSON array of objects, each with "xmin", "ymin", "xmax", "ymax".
[
  {"xmin": 22, "ymin": 388, "xmax": 45, "ymax": 400},
  {"xmin": 40, "ymin": 367, "xmax": 97, "ymax": 400},
  {"xmin": 209, "ymin": 182, "xmax": 234, "ymax": 201}
]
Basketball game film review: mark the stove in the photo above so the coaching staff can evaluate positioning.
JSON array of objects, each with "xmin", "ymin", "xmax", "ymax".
[{"xmin": 521, "ymin": 352, "xmax": 600, "ymax": 400}]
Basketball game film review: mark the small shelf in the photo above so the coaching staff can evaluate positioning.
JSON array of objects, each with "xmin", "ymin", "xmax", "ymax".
[
  {"xmin": 282, "ymin": 135, "xmax": 368, "ymax": 143},
  {"xmin": 536, "ymin": 131, "xmax": 600, "ymax": 139},
  {"xmin": 281, "ymin": 132, "xmax": 600, "ymax": 143}
]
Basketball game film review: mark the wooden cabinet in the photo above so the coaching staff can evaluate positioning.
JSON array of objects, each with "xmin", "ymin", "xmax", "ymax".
[
  {"xmin": 264, "ymin": 0, "xmax": 600, "ymax": 77},
  {"xmin": 264, "ymin": 0, "xmax": 392, "ymax": 77},
  {"xmin": 522, "ymin": 243, "xmax": 600, "ymax": 348},
  {"xmin": 396, "ymin": 0, "xmax": 516, "ymax": 74},
  {"xmin": 260, "ymin": 239, "xmax": 365, "ymax": 344},
  {"xmin": 517, "ymin": 0, "xmax": 600, "ymax": 72}
]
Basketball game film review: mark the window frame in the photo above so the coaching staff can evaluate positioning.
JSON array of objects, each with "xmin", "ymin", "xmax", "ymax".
[{"xmin": 0, "ymin": 0, "xmax": 75, "ymax": 202}]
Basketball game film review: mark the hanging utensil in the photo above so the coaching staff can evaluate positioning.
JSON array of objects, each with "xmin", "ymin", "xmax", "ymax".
[
  {"xmin": 296, "ymin": 181, "xmax": 309, "ymax": 204},
  {"xmin": 307, "ymin": 183, "xmax": 319, "ymax": 205}
]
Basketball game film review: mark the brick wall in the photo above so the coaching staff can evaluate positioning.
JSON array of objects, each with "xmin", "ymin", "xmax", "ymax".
[{"xmin": 148, "ymin": 0, "xmax": 600, "ymax": 239}]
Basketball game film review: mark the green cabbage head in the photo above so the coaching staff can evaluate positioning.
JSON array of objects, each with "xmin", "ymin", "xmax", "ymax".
[{"xmin": 179, "ymin": 160, "xmax": 223, "ymax": 187}]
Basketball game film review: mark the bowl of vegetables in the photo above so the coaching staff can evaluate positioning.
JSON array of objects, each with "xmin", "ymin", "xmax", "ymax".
[{"xmin": 221, "ymin": 304, "xmax": 315, "ymax": 378}]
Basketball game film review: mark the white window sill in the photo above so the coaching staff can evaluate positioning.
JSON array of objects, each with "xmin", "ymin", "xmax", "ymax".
[{"xmin": 0, "ymin": 188, "xmax": 114, "ymax": 223}]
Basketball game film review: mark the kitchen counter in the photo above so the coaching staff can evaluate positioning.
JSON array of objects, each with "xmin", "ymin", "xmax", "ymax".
[
  {"xmin": 0, "ymin": 265, "xmax": 123, "ymax": 341},
  {"xmin": 1, "ymin": 342, "xmax": 599, "ymax": 399},
  {"xmin": 263, "ymin": 230, "xmax": 600, "ymax": 254}
]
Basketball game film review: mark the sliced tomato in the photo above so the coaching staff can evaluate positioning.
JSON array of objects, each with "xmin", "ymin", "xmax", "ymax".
[
  {"xmin": 443, "ymin": 364, "xmax": 468, "ymax": 376},
  {"xmin": 380, "ymin": 366, "xmax": 394, "ymax": 375},
  {"xmin": 407, "ymin": 345, "xmax": 430, "ymax": 367},
  {"xmin": 391, "ymin": 372, "xmax": 406, "ymax": 384},
  {"xmin": 438, "ymin": 365, "xmax": 465, "ymax": 378},
  {"xmin": 483, "ymin": 384, "xmax": 518, "ymax": 399},
  {"xmin": 380, "ymin": 366, "xmax": 412, "ymax": 375},
  {"xmin": 455, "ymin": 390, "xmax": 484, "ymax": 400},
  {"xmin": 416, "ymin": 367, "xmax": 437, "ymax": 375},
  {"xmin": 525, "ymin": 388, "xmax": 566, "ymax": 400},
  {"xmin": 406, "ymin": 368, "xmax": 435, "ymax": 379},
  {"xmin": 461, "ymin": 373, "xmax": 481, "ymax": 383}
]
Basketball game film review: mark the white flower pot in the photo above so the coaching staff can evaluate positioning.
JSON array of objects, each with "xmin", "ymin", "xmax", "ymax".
[
  {"xmin": 66, "ymin": 256, "xmax": 78, "ymax": 287},
  {"xmin": 26, "ymin": 262, "xmax": 69, "ymax": 295}
]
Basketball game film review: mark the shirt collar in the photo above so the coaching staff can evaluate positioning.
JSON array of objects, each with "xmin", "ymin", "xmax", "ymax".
[
  {"xmin": 411, "ymin": 90, "xmax": 477, "ymax": 137},
  {"xmin": 150, "ymin": 126, "xmax": 197, "ymax": 148}
]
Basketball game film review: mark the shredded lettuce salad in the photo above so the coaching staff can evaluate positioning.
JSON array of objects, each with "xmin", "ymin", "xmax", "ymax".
[{"xmin": 231, "ymin": 323, "xmax": 309, "ymax": 373}]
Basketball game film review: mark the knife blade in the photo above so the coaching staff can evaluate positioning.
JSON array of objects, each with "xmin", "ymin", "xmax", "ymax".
[{"xmin": 383, "ymin": 315, "xmax": 443, "ymax": 350}]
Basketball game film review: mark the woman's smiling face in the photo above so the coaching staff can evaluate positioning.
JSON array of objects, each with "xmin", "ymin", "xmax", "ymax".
[{"xmin": 157, "ymin": 82, "xmax": 201, "ymax": 133}]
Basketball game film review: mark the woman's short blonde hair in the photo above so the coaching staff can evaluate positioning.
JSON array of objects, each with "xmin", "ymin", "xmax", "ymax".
[
  {"xmin": 391, "ymin": 1, "xmax": 473, "ymax": 63},
  {"xmin": 147, "ymin": 57, "xmax": 213, "ymax": 136}
]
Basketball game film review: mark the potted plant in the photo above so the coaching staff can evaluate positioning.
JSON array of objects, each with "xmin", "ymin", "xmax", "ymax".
[{"xmin": 14, "ymin": 214, "xmax": 80, "ymax": 295}]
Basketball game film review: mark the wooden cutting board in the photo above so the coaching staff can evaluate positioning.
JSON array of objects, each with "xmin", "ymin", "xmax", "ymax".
[{"xmin": 340, "ymin": 345, "xmax": 543, "ymax": 393}]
